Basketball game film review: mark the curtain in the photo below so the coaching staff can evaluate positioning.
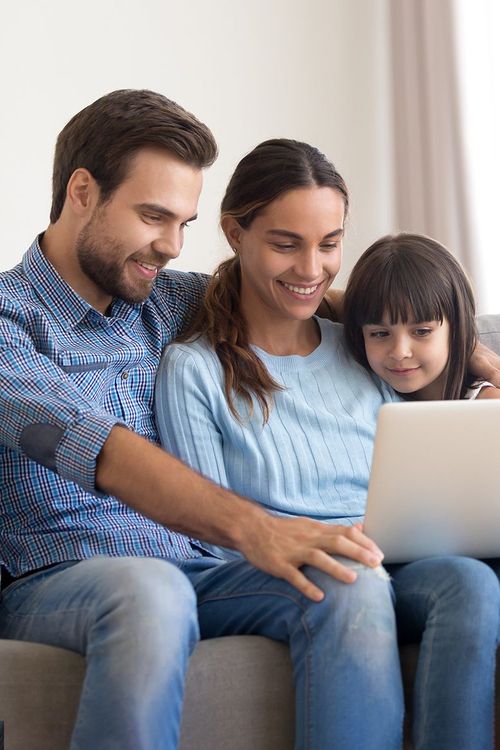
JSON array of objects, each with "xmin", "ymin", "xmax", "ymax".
[{"xmin": 389, "ymin": 0, "xmax": 475, "ymax": 272}]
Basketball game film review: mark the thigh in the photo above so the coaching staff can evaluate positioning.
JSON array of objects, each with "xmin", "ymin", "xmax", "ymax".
[
  {"xmin": 0, "ymin": 556, "xmax": 197, "ymax": 653},
  {"xmin": 184, "ymin": 556, "xmax": 396, "ymax": 642},
  {"xmin": 389, "ymin": 555, "xmax": 500, "ymax": 643}
]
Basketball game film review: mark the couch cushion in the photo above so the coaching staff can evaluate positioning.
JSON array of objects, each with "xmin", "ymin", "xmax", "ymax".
[{"xmin": 180, "ymin": 636, "xmax": 294, "ymax": 750}]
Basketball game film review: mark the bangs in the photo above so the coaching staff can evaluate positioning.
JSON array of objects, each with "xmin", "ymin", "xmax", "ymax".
[{"xmin": 354, "ymin": 256, "xmax": 449, "ymax": 326}]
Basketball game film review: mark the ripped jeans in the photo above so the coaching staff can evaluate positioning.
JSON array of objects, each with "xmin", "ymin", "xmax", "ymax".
[{"xmin": 0, "ymin": 554, "xmax": 497, "ymax": 750}]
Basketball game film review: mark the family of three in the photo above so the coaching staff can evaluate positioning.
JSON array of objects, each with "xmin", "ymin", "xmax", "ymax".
[{"xmin": 0, "ymin": 88, "xmax": 499, "ymax": 750}]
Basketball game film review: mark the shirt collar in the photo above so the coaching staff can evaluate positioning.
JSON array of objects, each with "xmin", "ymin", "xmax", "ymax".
[{"xmin": 23, "ymin": 235, "xmax": 142, "ymax": 328}]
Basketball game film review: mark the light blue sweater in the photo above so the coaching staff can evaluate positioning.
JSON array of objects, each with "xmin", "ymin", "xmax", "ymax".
[{"xmin": 155, "ymin": 318, "xmax": 398, "ymax": 557}]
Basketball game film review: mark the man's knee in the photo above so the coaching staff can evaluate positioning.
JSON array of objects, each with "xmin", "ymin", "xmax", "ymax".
[{"xmin": 84, "ymin": 556, "xmax": 198, "ymax": 631}]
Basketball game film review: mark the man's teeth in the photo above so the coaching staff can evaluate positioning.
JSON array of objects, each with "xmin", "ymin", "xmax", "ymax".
[
  {"xmin": 137, "ymin": 261, "xmax": 157, "ymax": 271},
  {"xmin": 282, "ymin": 282, "xmax": 319, "ymax": 295}
]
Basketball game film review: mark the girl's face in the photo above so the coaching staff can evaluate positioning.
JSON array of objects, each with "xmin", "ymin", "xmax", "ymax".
[
  {"xmin": 362, "ymin": 317, "xmax": 451, "ymax": 399},
  {"xmin": 223, "ymin": 186, "xmax": 345, "ymax": 325}
]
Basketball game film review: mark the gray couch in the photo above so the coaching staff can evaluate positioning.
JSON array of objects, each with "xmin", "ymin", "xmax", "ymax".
[{"xmin": 1, "ymin": 314, "xmax": 499, "ymax": 750}]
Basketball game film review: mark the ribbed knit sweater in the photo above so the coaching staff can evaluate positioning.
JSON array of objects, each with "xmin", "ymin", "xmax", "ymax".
[{"xmin": 155, "ymin": 318, "xmax": 398, "ymax": 557}]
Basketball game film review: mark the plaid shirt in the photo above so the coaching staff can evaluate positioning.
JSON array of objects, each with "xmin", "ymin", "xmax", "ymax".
[{"xmin": 0, "ymin": 236, "xmax": 208, "ymax": 575}]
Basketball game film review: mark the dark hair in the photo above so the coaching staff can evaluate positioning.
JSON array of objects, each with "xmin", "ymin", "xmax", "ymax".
[
  {"xmin": 343, "ymin": 233, "xmax": 478, "ymax": 399},
  {"xmin": 50, "ymin": 89, "xmax": 218, "ymax": 223},
  {"xmin": 180, "ymin": 138, "xmax": 349, "ymax": 421}
]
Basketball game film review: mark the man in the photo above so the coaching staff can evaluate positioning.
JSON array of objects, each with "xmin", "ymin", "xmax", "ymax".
[{"xmin": 0, "ymin": 89, "xmax": 400, "ymax": 749}]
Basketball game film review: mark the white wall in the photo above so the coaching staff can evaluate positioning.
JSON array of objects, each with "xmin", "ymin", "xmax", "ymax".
[{"xmin": 0, "ymin": 0, "xmax": 395, "ymax": 289}]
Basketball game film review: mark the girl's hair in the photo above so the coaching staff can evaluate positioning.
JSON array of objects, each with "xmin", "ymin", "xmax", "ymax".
[
  {"xmin": 179, "ymin": 138, "xmax": 349, "ymax": 421},
  {"xmin": 343, "ymin": 233, "xmax": 478, "ymax": 399}
]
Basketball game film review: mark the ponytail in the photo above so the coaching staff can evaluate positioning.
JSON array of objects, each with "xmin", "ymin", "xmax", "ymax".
[{"xmin": 178, "ymin": 256, "xmax": 282, "ymax": 422}]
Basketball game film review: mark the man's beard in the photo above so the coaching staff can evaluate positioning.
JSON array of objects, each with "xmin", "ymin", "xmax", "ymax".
[{"xmin": 75, "ymin": 218, "xmax": 154, "ymax": 306}]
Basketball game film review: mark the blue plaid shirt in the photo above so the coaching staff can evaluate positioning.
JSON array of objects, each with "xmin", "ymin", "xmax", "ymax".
[{"xmin": 0, "ymin": 236, "xmax": 209, "ymax": 575}]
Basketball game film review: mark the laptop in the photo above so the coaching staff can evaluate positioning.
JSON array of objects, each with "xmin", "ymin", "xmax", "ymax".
[{"xmin": 363, "ymin": 399, "xmax": 500, "ymax": 563}]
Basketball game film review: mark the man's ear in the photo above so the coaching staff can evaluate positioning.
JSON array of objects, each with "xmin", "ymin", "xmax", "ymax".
[
  {"xmin": 65, "ymin": 168, "xmax": 100, "ymax": 217},
  {"xmin": 221, "ymin": 215, "xmax": 244, "ymax": 252}
]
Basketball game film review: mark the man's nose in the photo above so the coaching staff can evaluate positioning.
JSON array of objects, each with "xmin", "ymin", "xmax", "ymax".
[{"xmin": 152, "ymin": 227, "xmax": 182, "ymax": 260}]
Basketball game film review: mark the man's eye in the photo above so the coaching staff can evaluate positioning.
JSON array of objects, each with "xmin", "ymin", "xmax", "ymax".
[
  {"xmin": 320, "ymin": 243, "xmax": 338, "ymax": 251},
  {"xmin": 144, "ymin": 214, "xmax": 161, "ymax": 223},
  {"xmin": 273, "ymin": 243, "xmax": 295, "ymax": 251},
  {"xmin": 182, "ymin": 221, "xmax": 192, "ymax": 229}
]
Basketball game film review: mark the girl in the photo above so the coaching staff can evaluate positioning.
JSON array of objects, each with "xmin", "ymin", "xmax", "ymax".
[
  {"xmin": 155, "ymin": 140, "xmax": 499, "ymax": 750},
  {"xmin": 343, "ymin": 232, "xmax": 500, "ymax": 400}
]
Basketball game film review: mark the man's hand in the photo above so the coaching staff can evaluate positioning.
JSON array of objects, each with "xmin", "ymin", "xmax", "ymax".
[
  {"xmin": 470, "ymin": 341, "xmax": 500, "ymax": 388},
  {"xmin": 238, "ymin": 512, "xmax": 384, "ymax": 602},
  {"xmin": 97, "ymin": 427, "xmax": 384, "ymax": 603}
]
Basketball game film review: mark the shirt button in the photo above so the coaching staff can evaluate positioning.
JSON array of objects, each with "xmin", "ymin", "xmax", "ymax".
[{"xmin": 121, "ymin": 371, "xmax": 129, "ymax": 380}]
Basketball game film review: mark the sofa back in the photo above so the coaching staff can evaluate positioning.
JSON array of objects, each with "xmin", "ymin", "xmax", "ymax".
[{"xmin": 477, "ymin": 314, "xmax": 500, "ymax": 355}]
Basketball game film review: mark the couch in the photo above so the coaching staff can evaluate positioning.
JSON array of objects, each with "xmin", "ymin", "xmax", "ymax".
[{"xmin": 0, "ymin": 314, "xmax": 499, "ymax": 750}]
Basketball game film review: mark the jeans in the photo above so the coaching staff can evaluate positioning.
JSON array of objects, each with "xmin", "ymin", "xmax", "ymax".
[
  {"xmin": 390, "ymin": 557, "xmax": 499, "ymax": 750},
  {"xmin": 0, "ymin": 554, "xmax": 497, "ymax": 750}
]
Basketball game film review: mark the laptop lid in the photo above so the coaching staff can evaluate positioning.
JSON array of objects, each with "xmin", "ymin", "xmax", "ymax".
[{"xmin": 363, "ymin": 400, "xmax": 500, "ymax": 563}]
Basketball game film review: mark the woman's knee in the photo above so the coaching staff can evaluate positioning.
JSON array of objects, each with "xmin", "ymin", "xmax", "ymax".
[{"xmin": 304, "ymin": 561, "xmax": 396, "ymax": 636}]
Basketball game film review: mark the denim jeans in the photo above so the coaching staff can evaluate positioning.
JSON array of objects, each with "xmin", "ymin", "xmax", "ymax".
[{"xmin": 0, "ymin": 554, "xmax": 497, "ymax": 750}]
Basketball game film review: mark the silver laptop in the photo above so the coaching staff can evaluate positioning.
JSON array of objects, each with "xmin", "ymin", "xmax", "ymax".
[{"xmin": 363, "ymin": 399, "xmax": 500, "ymax": 563}]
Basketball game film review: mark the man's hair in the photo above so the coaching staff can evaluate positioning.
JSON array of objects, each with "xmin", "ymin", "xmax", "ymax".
[
  {"xmin": 50, "ymin": 89, "xmax": 218, "ymax": 223},
  {"xmin": 343, "ymin": 233, "xmax": 478, "ymax": 400}
]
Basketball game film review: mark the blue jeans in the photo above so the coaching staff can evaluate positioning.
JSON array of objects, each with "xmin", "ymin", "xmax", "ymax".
[
  {"xmin": 389, "ymin": 557, "xmax": 500, "ymax": 750},
  {"xmin": 0, "ymin": 554, "xmax": 497, "ymax": 750}
]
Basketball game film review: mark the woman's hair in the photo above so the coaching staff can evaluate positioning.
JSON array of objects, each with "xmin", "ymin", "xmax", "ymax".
[
  {"xmin": 179, "ymin": 138, "xmax": 349, "ymax": 421},
  {"xmin": 343, "ymin": 233, "xmax": 478, "ymax": 399}
]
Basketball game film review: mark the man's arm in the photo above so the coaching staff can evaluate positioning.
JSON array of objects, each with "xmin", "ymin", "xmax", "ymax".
[{"xmin": 97, "ymin": 426, "xmax": 384, "ymax": 602}]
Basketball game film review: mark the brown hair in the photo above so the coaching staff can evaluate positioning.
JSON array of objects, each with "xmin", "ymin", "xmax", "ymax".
[
  {"xmin": 343, "ymin": 233, "xmax": 478, "ymax": 399},
  {"xmin": 50, "ymin": 89, "xmax": 218, "ymax": 223},
  {"xmin": 180, "ymin": 138, "xmax": 349, "ymax": 421}
]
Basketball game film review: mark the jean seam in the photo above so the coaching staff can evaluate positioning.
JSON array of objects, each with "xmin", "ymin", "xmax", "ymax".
[{"xmin": 197, "ymin": 589, "xmax": 308, "ymax": 611}]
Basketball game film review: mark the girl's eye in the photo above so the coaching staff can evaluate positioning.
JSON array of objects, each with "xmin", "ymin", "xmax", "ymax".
[
  {"xmin": 369, "ymin": 331, "xmax": 389, "ymax": 339},
  {"xmin": 414, "ymin": 328, "xmax": 433, "ymax": 337}
]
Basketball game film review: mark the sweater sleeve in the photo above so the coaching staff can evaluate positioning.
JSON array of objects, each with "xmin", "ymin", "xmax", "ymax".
[{"xmin": 154, "ymin": 343, "xmax": 231, "ymax": 490}]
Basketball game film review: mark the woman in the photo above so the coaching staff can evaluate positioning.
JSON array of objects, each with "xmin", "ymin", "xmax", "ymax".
[{"xmin": 155, "ymin": 139, "xmax": 499, "ymax": 750}]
